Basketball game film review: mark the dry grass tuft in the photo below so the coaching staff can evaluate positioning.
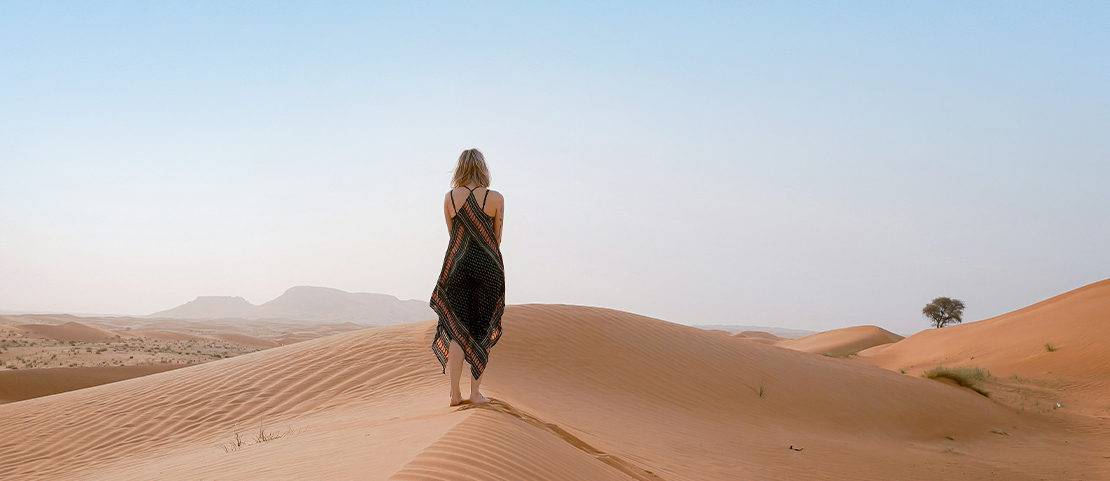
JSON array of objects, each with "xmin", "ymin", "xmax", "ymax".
[{"xmin": 922, "ymin": 366, "xmax": 991, "ymax": 397}]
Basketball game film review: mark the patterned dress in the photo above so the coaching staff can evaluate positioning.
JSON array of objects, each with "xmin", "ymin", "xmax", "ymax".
[{"xmin": 430, "ymin": 186, "xmax": 505, "ymax": 379}]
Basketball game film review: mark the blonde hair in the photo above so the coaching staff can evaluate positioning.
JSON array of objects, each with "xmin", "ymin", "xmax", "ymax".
[{"xmin": 452, "ymin": 148, "xmax": 491, "ymax": 188}]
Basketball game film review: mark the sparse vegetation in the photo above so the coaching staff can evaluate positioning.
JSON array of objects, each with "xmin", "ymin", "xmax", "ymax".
[
  {"xmin": 758, "ymin": 382, "xmax": 766, "ymax": 398},
  {"xmin": 922, "ymin": 297, "xmax": 965, "ymax": 329},
  {"xmin": 991, "ymin": 429, "xmax": 1008, "ymax": 436},
  {"xmin": 255, "ymin": 418, "xmax": 287, "ymax": 443},
  {"xmin": 922, "ymin": 366, "xmax": 991, "ymax": 397},
  {"xmin": 1044, "ymin": 343, "xmax": 1056, "ymax": 352},
  {"xmin": 0, "ymin": 329, "xmax": 261, "ymax": 371},
  {"xmin": 218, "ymin": 419, "xmax": 297, "ymax": 453}
]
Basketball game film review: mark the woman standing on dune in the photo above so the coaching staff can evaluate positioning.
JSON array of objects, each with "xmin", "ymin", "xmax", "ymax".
[{"xmin": 430, "ymin": 148, "xmax": 506, "ymax": 406}]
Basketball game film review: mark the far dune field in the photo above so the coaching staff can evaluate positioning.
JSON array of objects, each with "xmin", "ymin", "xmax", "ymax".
[{"xmin": 0, "ymin": 314, "xmax": 368, "ymax": 403}]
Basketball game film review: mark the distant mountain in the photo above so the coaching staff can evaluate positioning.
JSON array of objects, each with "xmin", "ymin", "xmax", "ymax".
[
  {"xmin": 151, "ymin": 296, "xmax": 257, "ymax": 319},
  {"xmin": 150, "ymin": 286, "xmax": 436, "ymax": 325}
]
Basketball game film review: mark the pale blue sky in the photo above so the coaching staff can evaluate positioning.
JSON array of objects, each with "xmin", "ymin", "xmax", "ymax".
[{"xmin": 2, "ymin": 1, "xmax": 1107, "ymax": 334}]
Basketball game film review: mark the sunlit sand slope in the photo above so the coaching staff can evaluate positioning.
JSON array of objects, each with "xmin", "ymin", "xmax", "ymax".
[
  {"xmin": 858, "ymin": 278, "xmax": 1110, "ymax": 420},
  {"xmin": 0, "ymin": 305, "xmax": 1103, "ymax": 480},
  {"xmin": 860, "ymin": 279, "xmax": 1110, "ymax": 376},
  {"xmin": 778, "ymin": 325, "xmax": 903, "ymax": 357}
]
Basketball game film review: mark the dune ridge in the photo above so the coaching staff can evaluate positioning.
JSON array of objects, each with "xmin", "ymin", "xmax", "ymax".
[
  {"xmin": 0, "ymin": 303, "xmax": 1104, "ymax": 480},
  {"xmin": 0, "ymin": 365, "xmax": 187, "ymax": 403},
  {"xmin": 858, "ymin": 278, "xmax": 1110, "ymax": 419},
  {"xmin": 777, "ymin": 325, "xmax": 904, "ymax": 357},
  {"xmin": 15, "ymin": 322, "xmax": 119, "ymax": 343}
]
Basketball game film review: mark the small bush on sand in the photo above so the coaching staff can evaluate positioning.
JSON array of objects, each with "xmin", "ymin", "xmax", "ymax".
[
  {"xmin": 1044, "ymin": 343, "xmax": 1056, "ymax": 352},
  {"xmin": 923, "ymin": 366, "xmax": 990, "ymax": 397}
]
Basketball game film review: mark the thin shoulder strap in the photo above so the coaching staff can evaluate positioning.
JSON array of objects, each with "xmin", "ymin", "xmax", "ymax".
[
  {"xmin": 449, "ymin": 191, "xmax": 457, "ymax": 214},
  {"xmin": 482, "ymin": 189, "xmax": 490, "ymax": 209}
]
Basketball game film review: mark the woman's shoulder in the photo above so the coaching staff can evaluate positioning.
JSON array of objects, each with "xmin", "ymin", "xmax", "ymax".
[
  {"xmin": 484, "ymin": 189, "xmax": 504, "ymax": 204},
  {"xmin": 444, "ymin": 187, "xmax": 503, "ymax": 202}
]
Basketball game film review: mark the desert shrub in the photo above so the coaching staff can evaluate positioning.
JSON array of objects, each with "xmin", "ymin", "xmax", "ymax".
[{"xmin": 923, "ymin": 366, "xmax": 990, "ymax": 397}]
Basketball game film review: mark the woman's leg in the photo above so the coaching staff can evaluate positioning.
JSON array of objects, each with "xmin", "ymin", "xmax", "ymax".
[
  {"xmin": 470, "ymin": 372, "xmax": 489, "ymax": 404},
  {"xmin": 448, "ymin": 340, "xmax": 464, "ymax": 406},
  {"xmin": 466, "ymin": 351, "xmax": 488, "ymax": 402}
]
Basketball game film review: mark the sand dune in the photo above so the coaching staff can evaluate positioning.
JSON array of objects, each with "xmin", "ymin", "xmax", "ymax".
[
  {"xmin": 0, "ymin": 315, "xmax": 365, "ymax": 402},
  {"xmin": 778, "ymin": 325, "xmax": 904, "ymax": 357},
  {"xmin": 14, "ymin": 322, "xmax": 120, "ymax": 342},
  {"xmin": 858, "ymin": 278, "xmax": 1110, "ymax": 418},
  {"xmin": 697, "ymin": 324, "xmax": 814, "ymax": 339},
  {"xmin": 730, "ymin": 330, "xmax": 783, "ymax": 345},
  {"xmin": 860, "ymin": 279, "xmax": 1110, "ymax": 377},
  {"xmin": 0, "ymin": 365, "xmax": 186, "ymax": 403},
  {"xmin": 0, "ymin": 304, "xmax": 1103, "ymax": 480},
  {"xmin": 734, "ymin": 330, "xmax": 783, "ymax": 340}
]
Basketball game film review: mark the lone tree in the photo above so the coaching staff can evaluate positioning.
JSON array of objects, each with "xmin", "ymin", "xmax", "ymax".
[{"xmin": 922, "ymin": 297, "xmax": 965, "ymax": 329}]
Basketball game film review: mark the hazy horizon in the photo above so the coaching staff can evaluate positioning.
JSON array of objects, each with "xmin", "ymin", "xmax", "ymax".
[{"xmin": 3, "ymin": 2, "xmax": 1108, "ymax": 335}]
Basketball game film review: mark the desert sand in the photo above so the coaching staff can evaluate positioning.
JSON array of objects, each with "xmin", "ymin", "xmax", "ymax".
[
  {"xmin": 777, "ymin": 325, "xmax": 904, "ymax": 357},
  {"xmin": 857, "ymin": 278, "xmax": 1110, "ymax": 422},
  {"xmin": 0, "ymin": 314, "xmax": 367, "ymax": 403},
  {"xmin": 728, "ymin": 324, "xmax": 904, "ymax": 357},
  {"xmin": 0, "ymin": 365, "xmax": 187, "ymax": 403},
  {"xmin": 1, "ymin": 285, "xmax": 1107, "ymax": 480}
]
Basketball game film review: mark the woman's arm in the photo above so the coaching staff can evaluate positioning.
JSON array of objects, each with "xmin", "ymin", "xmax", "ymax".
[
  {"xmin": 444, "ymin": 191, "xmax": 454, "ymax": 234},
  {"xmin": 494, "ymin": 202, "xmax": 504, "ymax": 244},
  {"xmin": 487, "ymin": 191, "xmax": 504, "ymax": 245}
]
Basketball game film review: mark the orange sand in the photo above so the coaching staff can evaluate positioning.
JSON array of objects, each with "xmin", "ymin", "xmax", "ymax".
[
  {"xmin": 0, "ymin": 315, "xmax": 367, "ymax": 403},
  {"xmin": 778, "ymin": 325, "xmax": 904, "ymax": 357},
  {"xmin": 0, "ymin": 299, "xmax": 1105, "ymax": 480},
  {"xmin": 15, "ymin": 322, "xmax": 119, "ymax": 343},
  {"xmin": 0, "ymin": 365, "xmax": 186, "ymax": 403},
  {"xmin": 858, "ymin": 278, "xmax": 1110, "ymax": 420}
]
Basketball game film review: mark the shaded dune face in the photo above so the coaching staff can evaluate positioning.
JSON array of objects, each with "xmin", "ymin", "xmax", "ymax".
[
  {"xmin": 0, "ymin": 365, "xmax": 187, "ymax": 403},
  {"xmin": 0, "ymin": 305, "xmax": 1102, "ymax": 480}
]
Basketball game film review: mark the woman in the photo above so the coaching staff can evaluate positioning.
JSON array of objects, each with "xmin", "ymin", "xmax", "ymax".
[{"xmin": 430, "ymin": 148, "xmax": 506, "ymax": 406}]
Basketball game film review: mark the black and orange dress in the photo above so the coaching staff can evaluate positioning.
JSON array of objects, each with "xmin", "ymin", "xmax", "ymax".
[{"xmin": 430, "ymin": 186, "xmax": 505, "ymax": 379}]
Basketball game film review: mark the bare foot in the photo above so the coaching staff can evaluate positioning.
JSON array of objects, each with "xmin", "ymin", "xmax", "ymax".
[
  {"xmin": 469, "ymin": 391, "xmax": 490, "ymax": 404},
  {"xmin": 450, "ymin": 391, "xmax": 464, "ymax": 406}
]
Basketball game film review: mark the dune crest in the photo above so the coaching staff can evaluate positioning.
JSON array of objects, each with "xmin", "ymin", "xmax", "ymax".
[
  {"xmin": 777, "ymin": 325, "xmax": 904, "ymax": 357},
  {"xmin": 0, "ymin": 365, "xmax": 186, "ymax": 403},
  {"xmin": 15, "ymin": 322, "xmax": 119, "ymax": 343},
  {"xmin": 0, "ymin": 304, "xmax": 1102, "ymax": 480},
  {"xmin": 858, "ymin": 278, "xmax": 1110, "ymax": 417}
]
